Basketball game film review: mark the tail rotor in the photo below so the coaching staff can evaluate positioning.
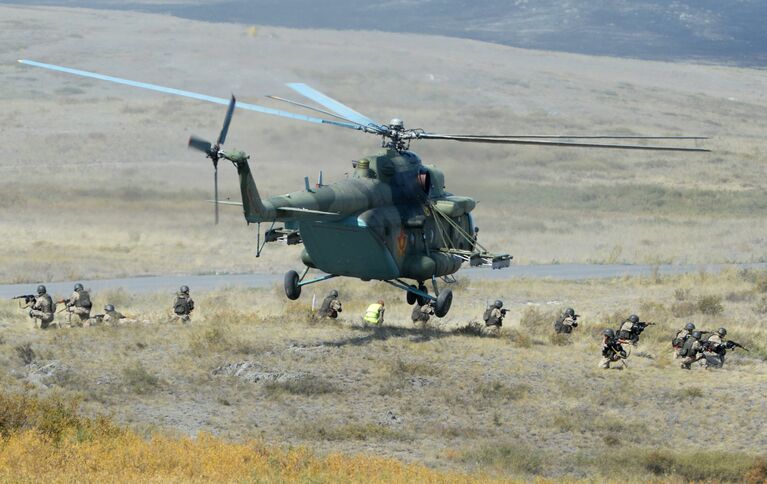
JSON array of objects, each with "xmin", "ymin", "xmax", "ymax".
[{"xmin": 188, "ymin": 95, "xmax": 236, "ymax": 225}]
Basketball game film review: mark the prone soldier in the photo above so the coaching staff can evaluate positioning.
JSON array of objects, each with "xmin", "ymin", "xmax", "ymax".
[
  {"xmin": 318, "ymin": 289, "xmax": 342, "ymax": 319},
  {"xmin": 554, "ymin": 307, "xmax": 579, "ymax": 334},
  {"xmin": 482, "ymin": 300, "xmax": 507, "ymax": 337},
  {"xmin": 617, "ymin": 314, "xmax": 654, "ymax": 345},
  {"xmin": 172, "ymin": 285, "xmax": 195, "ymax": 323},
  {"xmin": 599, "ymin": 328, "xmax": 627, "ymax": 369},
  {"xmin": 59, "ymin": 283, "xmax": 92, "ymax": 326}
]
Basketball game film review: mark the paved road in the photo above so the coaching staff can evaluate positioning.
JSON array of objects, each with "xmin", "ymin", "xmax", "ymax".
[{"xmin": 2, "ymin": 263, "xmax": 765, "ymax": 299}]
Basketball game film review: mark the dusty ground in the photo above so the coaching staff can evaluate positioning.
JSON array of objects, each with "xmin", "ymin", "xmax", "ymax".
[
  {"xmin": 1, "ymin": 270, "xmax": 766, "ymax": 480},
  {"xmin": 1, "ymin": 5, "xmax": 767, "ymax": 284}
]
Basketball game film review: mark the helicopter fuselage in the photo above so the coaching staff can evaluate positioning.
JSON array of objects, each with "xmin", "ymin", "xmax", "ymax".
[{"xmin": 236, "ymin": 148, "xmax": 476, "ymax": 282}]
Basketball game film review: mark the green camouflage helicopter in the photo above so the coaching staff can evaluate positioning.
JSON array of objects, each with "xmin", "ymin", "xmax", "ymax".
[{"xmin": 18, "ymin": 60, "xmax": 708, "ymax": 317}]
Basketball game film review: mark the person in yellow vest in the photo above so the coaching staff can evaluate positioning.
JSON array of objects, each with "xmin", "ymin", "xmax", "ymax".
[{"xmin": 364, "ymin": 300, "xmax": 385, "ymax": 325}]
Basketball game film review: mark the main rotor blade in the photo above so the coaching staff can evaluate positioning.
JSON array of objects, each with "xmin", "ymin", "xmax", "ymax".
[
  {"xmin": 287, "ymin": 82, "xmax": 386, "ymax": 132},
  {"xmin": 267, "ymin": 95, "xmax": 363, "ymax": 125},
  {"xmin": 439, "ymin": 134, "xmax": 709, "ymax": 140},
  {"xmin": 18, "ymin": 60, "xmax": 366, "ymax": 132},
  {"xmin": 414, "ymin": 133, "xmax": 711, "ymax": 152},
  {"xmin": 188, "ymin": 135, "xmax": 213, "ymax": 154},
  {"xmin": 217, "ymin": 95, "xmax": 236, "ymax": 146}
]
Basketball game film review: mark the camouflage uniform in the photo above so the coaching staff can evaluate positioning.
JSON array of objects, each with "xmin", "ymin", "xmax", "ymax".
[
  {"xmin": 29, "ymin": 294, "xmax": 55, "ymax": 329},
  {"xmin": 172, "ymin": 291, "xmax": 195, "ymax": 323},
  {"xmin": 411, "ymin": 303, "xmax": 434, "ymax": 325},
  {"xmin": 65, "ymin": 288, "xmax": 92, "ymax": 325},
  {"xmin": 703, "ymin": 333, "xmax": 726, "ymax": 369},
  {"xmin": 680, "ymin": 338, "xmax": 704, "ymax": 369},
  {"xmin": 318, "ymin": 294, "xmax": 342, "ymax": 319},
  {"xmin": 617, "ymin": 320, "xmax": 636, "ymax": 341},
  {"xmin": 481, "ymin": 307, "xmax": 504, "ymax": 337},
  {"xmin": 599, "ymin": 335, "xmax": 627, "ymax": 369},
  {"xmin": 672, "ymin": 328, "xmax": 692, "ymax": 358},
  {"xmin": 555, "ymin": 316, "xmax": 577, "ymax": 334}
]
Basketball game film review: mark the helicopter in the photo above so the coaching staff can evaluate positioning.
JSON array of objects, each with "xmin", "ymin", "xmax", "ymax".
[{"xmin": 18, "ymin": 59, "xmax": 709, "ymax": 317}]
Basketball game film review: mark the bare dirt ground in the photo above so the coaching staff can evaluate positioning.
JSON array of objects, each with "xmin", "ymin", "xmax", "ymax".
[{"xmin": 1, "ymin": 4, "xmax": 767, "ymax": 481}]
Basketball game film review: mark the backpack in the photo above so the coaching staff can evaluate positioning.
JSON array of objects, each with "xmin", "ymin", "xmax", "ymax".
[
  {"xmin": 174, "ymin": 297, "xmax": 190, "ymax": 315},
  {"xmin": 679, "ymin": 338, "xmax": 695, "ymax": 357},
  {"xmin": 483, "ymin": 308, "xmax": 492, "ymax": 322},
  {"xmin": 77, "ymin": 290, "xmax": 92, "ymax": 309}
]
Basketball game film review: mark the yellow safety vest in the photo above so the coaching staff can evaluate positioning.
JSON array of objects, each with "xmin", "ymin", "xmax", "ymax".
[{"xmin": 364, "ymin": 304, "xmax": 382, "ymax": 324}]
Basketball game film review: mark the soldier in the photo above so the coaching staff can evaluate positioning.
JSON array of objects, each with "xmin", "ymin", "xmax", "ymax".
[
  {"xmin": 172, "ymin": 285, "xmax": 195, "ymax": 323},
  {"xmin": 672, "ymin": 322, "xmax": 696, "ymax": 358},
  {"xmin": 482, "ymin": 300, "xmax": 506, "ymax": 336},
  {"xmin": 61, "ymin": 283, "xmax": 92, "ymax": 326},
  {"xmin": 679, "ymin": 330, "xmax": 705, "ymax": 369},
  {"xmin": 363, "ymin": 300, "xmax": 385, "ymax": 325},
  {"xmin": 318, "ymin": 289, "xmax": 342, "ymax": 319},
  {"xmin": 617, "ymin": 314, "xmax": 654, "ymax": 345},
  {"xmin": 411, "ymin": 301, "xmax": 434, "ymax": 325},
  {"xmin": 599, "ymin": 328, "xmax": 627, "ymax": 369},
  {"xmin": 554, "ymin": 307, "xmax": 579, "ymax": 334},
  {"xmin": 703, "ymin": 327, "xmax": 728, "ymax": 369},
  {"xmin": 28, "ymin": 285, "xmax": 55, "ymax": 329}
]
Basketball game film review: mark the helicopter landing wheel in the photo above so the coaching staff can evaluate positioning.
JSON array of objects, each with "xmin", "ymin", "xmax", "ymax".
[
  {"xmin": 284, "ymin": 270, "xmax": 301, "ymax": 300},
  {"xmin": 416, "ymin": 283, "xmax": 429, "ymax": 306},
  {"xmin": 434, "ymin": 289, "xmax": 453, "ymax": 318},
  {"xmin": 406, "ymin": 285, "xmax": 417, "ymax": 305}
]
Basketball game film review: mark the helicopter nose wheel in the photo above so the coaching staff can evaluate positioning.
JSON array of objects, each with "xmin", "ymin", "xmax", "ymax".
[
  {"xmin": 406, "ymin": 285, "xmax": 417, "ymax": 305},
  {"xmin": 284, "ymin": 270, "xmax": 301, "ymax": 300},
  {"xmin": 416, "ymin": 283, "xmax": 429, "ymax": 306},
  {"xmin": 434, "ymin": 289, "xmax": 453, "ymax": 318}
]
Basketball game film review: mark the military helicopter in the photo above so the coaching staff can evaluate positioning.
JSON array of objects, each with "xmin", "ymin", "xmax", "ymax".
[{"xmin": 18, "ymin": 59, "xmax": 708, "ymax": 317}]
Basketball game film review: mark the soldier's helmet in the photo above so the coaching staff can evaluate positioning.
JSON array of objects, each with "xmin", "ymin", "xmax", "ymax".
[
  {"xmin": 692, "ymin": 330, "xmax": 702, "ymax": 339},
  {"xmin": 37, "ymin": 285, "xmax": 47, "ymax": 295},
  {"xmin": 104, "ymin": 304, "xmax": 115, "ymax": 312},
  {"xmin": 330, "ymin": 289, "xmax": 339, "ymax": 297},
  {"xmin": 74, "ymin": 283, "xmax": 84, "ymax": 292},
  {"xmin": 684, "ymin": 322, "xmax": 695, "ymax": 331},
  {"xmin": 494, "ymin": 300, "xmax": 503, "ymax": 309},
  {"xmin": 565, "ymin": 307, "xmax": 575, "ymax": 317},
  {"xmin": 474, "ymin": 227, "xmax": 479, "ymax": 233},
  {"xmin": 602, "ymin": 328, "xmax": 615, "ymax": 337},
  {"xmin": 180, "ymin": 285, "xmax": 190, "ymax": 294},
  {"xmin": 628, "ymin": 314, "xmax": 639, "ymax": 324},
  {"xmin": 717, "ymin": 327, "xmax": 727, "ymax": 336}
]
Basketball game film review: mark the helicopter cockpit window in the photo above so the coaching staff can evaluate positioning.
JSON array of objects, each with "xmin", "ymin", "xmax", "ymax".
[{"xmin": 417, "ymin": 169, "xmax": 431, "ymax": 195}]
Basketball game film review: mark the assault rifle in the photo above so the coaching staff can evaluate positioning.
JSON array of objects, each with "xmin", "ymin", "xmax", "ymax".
[
  {"xmin": 12, "ymin": 294, "xmax": 36, "ymax": 304},
  {"xmin": 703, "ymin": 339, "xmax": 749, "ymax": 353},
  {"xmin": 500, "ymin": 308, "xmax": 510, "ymax": 316}
]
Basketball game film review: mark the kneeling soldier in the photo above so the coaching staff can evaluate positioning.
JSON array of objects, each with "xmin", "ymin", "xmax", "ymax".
[
  {"xmin": 28, "ymin": 285, "xmax": 55, "ymax": 329},
  {"xmin": 554, "ymin": 307, "xmax": 579, "ymax": 334},
  {"xmin": 679, "ymin": 330, "xmax": 705, "ymax": 369},
  {"xmin": 364, "ymin": 300, "xmax": 385, "ymax": 325},
  {"xmin": 482, "ymin": 300, "xmax": 507, "ymax": 337},
  {"xmin": 599, "ymin": 329, "xmax": 627, "ymax": 369},
  {"xmin": 62, "ymin": 283, "xmax": 92, "ymax": 325},
  {"xmin": 672, "ymin": 322, "xmax": 696, "ymax": 358},
  {"xmin": 411, "ymin": 301, "xmax": 435, "ymax": 325}
]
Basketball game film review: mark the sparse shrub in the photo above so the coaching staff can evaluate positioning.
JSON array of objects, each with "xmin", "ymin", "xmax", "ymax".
[
  {"xmin": 697, "ymin": 295, "xmax": 724, "ymax": 316},
  {"xmin": 548, "ymin": 333, "xmax": 571, "ymax": 346},
  {"xmin": 674, "ymin": 288, "xmax": 691, "ymax": 301},
  {"xmin": 504, "ymin": 329, "xmax": 532, "ymax": 348},
  {"xmin": 476, "ymin": 381, "xmax": 529, "ymax": 402},
  {"xmin": 519, "ymin": 307, "xmax": 556, "ymax": 335},
  {"xmin": 752, "ymin": 296, "xmax": 767, "ymax": 315},
  {"xmin": 603, "ymin": 434, "xmax": 621, "ymax": 446},
  {"xmin": 297, "ymin": 421, "xmax": 407, "ymax": 441},
  {"xmin": 745, "ymin": 456, "xmax": 767, "ymax": 483},
  {"xmin": 754, "ymin": 272, "xmax": 767, "ymax": 293},
  {"xmin": 15, "ymin": 343, "xmax": 35, "ymax": 365},
  {"xmin": 458, "ymin": 442, "xmax": 544, "ymax": 475},
  {"xmin": 611, "ymin": 448, "xmax": 761, "ymax": 482},
  {"xmin": 387, "ymin": 358, "xmax": 440, "ymax": 377},
  {"xmin": 122, "ymin": 362, "xmax": 160, "ymax": 394},
  {"xmin": 671, "ymin": 301, "xmax": 697, "ymax": 318},
  {"xmin": 677, "ymin": 386, "xmax": 703, "ymax": 399},
  {"xmin": 264, "ymin": 375, "xmax": 338, "ymax": 396}
]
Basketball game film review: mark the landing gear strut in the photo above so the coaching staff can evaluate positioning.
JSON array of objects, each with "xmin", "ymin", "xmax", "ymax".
[{"xmin": 284, "ymin": 268, "xmax": 339, "ymax": 300}]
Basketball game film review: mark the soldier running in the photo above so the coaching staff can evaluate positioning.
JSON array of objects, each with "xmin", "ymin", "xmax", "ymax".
[
  {"xmin": 318, "ymin": 289, "xmax": 342, "ymax": 319},
  {"xmin": 554, "ymin": 307, "xmax": 579, "ymax": 334},
  {"xmin": 172, "ymin": 285, "xmax": 195, "ymax": 323},
  {"xmin": 61, "ymin": 283, "xmax": 92, "ymax": 326},
  {"xmin": 599, "ymin": 329, "xmax": 627, "ymax": 369}
]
